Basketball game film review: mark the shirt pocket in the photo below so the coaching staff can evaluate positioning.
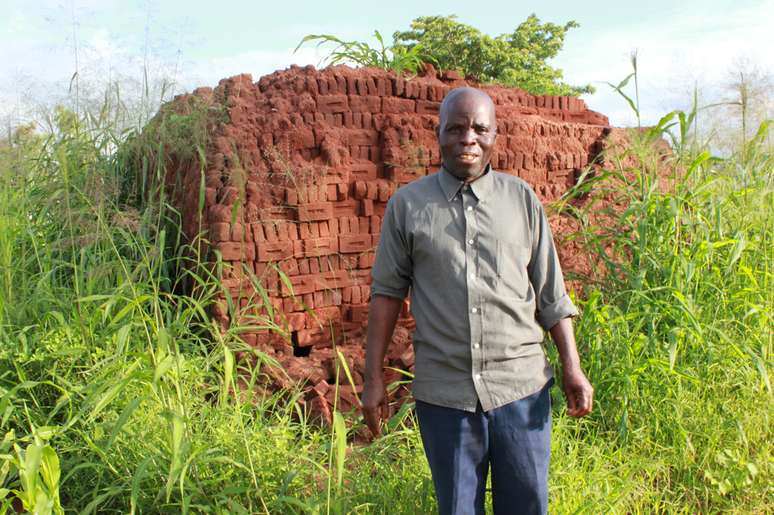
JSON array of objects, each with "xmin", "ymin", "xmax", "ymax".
[{"xmin": 496, "ymin": 240, "xmax": 532, "ymax": 300}]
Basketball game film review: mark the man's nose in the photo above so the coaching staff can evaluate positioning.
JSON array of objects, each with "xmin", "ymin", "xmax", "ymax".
[{"xmin": 460, "ymin": 128, "xmax": 477, "ymax": 145}]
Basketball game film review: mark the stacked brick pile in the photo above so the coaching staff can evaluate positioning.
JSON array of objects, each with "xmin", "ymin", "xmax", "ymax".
[{"xmin": 154, "ymin": 64, "xmax": 615, "ymax": 423}]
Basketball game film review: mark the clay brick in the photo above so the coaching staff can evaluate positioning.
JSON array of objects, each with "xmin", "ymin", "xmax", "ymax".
[
  {"xmin": 345, "ymin": 129, "xmax": 379, "ymax": 146},
  {"xmin": 361, "ymin": 199, "xmax": 374, "ymax": 217},
  {"xmin": 365, "ymin": 181, "xmax": 378, "ymax": 200},
  {"xmin": 216, "ymin": 242, "xmax": 255, "ymax": 261},
  {"xmin": 339, "ymin": 234, "xmax": 372, "ymax": 254},
  {"xmin": 382, "ymin": 97, "xmax": 416, "ymax": 114},
  {"xmin": 316, "ymin": 269, "xmax": 352, "ymax": 290},
  {"xmin": 348, "ymin": 162, "xmax": 378, "ymax": 181},
  {"xmin": 317, "ymin": 95, "xmax": 348, "ymax": 113},
  {"xmin": 353, "ymin": 181, "xmax": 368, "ymax": 200},
  {"xmin": 303, "ymin": 237, "xmax": 338, "ymax": 257},
  {"xmin": 256, "ymin": 239, "xmax": 294, "ymax": 263},
  {"xmin": 349, "ymin": 95, "xmax": 381, "ymax": 112},
  {"xmin": 309, "ymin": 257, "xmax": 320, "ymax": 274},
  {"xmin": 332, "ymin": 199, "xmax": 360, "ymax": 218},
  {"xmin": 290, "ymin": 127, "xmax": 315, "ymax": 149},
  {"xmin": 347, "ymin": 304, "xmax": 370, "ymax": 323},
  {"xmin": 416, "ymin": 100, "xmax": 440, "ymax": 115},
  {"xmin": 297, "ymin": 202, "xmax": 333, "ymax": 222},
  {"xmin": 318, "ymin": 220, "xmax": 330, "ymax": 237},
  {"xmin": 326, "ymin": 184, "xmax": 338, "ymax": 202},
  {"xmin": 385, "ymin": 166, "xmax": 425, "ymax": 183},
  {"xmin": 209, "ymin": 222, "xmax": 230, "ymax": 242},
  {"xmin": 392, "ymin": 77, "xmax": 405, "ymax": 96},
  {"xmin": 282, "ymin": 273, "xmax": 316, "ymax": 296}
]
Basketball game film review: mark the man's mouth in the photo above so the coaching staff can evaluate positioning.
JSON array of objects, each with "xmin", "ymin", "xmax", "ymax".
[{"xmin": 457, "ymin": 152, "xmax": 479, "ymax": 162}]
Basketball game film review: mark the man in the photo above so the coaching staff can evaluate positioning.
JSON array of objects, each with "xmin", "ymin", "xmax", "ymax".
[{"xmin": 361, "ymin": 87, "xmax": 593, "ymax": 515}]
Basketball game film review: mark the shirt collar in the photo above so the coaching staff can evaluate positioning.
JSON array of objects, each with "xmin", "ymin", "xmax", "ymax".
[{"xmin": 438, "ymin": 165, "xmax": 495, "ymax": 202}]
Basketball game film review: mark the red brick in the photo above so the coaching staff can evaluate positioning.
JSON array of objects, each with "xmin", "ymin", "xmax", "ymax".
[
  {"xmin": 317, "ymin": 95, "xmax": 348, "ymax": 113},
  {"xmin": 365, "ymin": 181, "xmax": 379, "ymax": 200},
  {"xmin": 286, "ymin": 312, "xmax": 306, "ymax": 331},
  {"xmin": 336, "ymin": 183, "xmax": 348, "ymax": 200},
  {"xmin": 297, "ymin": 202, "xmax": 333, "ymax": 222},
  {"xmin": 216, "ymin": 242, "xmax": 255, "ymax": 261},
  {"xmin": 326, "ymin": 184, "xmax": 338, "ymax": 201},
  {"xmin": 392, "ymin": 77, "xmax": 405, "ymax": 96},
  {"xmin": 328, "ymin": 217, "xmax": 340, "ymax": 235},
  {"xmin": 361, "ymin": 199, "xmax": 374, "ymax": 216},
  {"xmin": 316, "ymin": 269, "xmax": 352, "ymax": 290},
  {"xmin": 382, "ymin": 97, "xmax": 415, "ymax": 114},
  {"xmin": 348, "ymin": 162, "xmax": 378, "ymax": 182},
  {"xmin": 331, "ymin": 200, "xmax": 360, "ymax": 217},
  {"xmin": 303, "ymin": 237, "xmax": 339, "ymax": 257},
  {"xmin": 348, "ymin": 95, "xmax": 381, "ymax": 112},
  {"xmin": 209, "ymin": 222, "xmax": 230, "ymax": 242},
  {"xmin": 345, "ymin": 129, "xmax": 379, "ymax": 146},
  {"xmin": 282, "ymin": 273, "xmax": 317, "ymax": 296},
  {"xmin": 349, "ymin": 269, "xmax": 372, "ymax": 285},
  {"xmin": 353, "ymin": 181, "xmax": 368, "ymax": 199},
  {"xmin": 339, "ymin": 234, "xmax": 372, "ymax": 254},
  {"xmin": 416, "ymin": 100, "xmax": 439, "ymax": 115},
  {"xmin": 358, "ymin": 217, "xmax": 370, "ymax": 234},
  {"xmin": 256, "ymin": 239, "xmax": 293, "ymax": 262},
  {"xmin": 347, "ymin": 304, "xmax": 370, "ymax": 323}
]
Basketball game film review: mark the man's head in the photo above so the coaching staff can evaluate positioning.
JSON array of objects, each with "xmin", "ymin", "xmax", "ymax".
[{"xmin": 436, "ymin": 87, "xmax": 497, "ymax": 182}]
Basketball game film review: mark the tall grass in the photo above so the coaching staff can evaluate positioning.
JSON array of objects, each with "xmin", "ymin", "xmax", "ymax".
[{"xmin": 0, "ymin": 92, "xmax": 771, "ymax": 513}]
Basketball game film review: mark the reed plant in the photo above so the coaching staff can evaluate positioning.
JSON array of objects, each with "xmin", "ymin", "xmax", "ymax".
[{"xmin": 0, "ymin": 86, "xmax": 770, "ymax": 513}]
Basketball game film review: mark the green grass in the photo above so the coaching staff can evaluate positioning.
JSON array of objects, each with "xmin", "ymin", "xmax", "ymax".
[{"xmin": 0, "ymin": 99, "xmax": 771, "ymax": 513}]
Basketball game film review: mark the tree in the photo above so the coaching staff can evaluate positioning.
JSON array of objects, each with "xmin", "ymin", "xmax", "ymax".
[{"xmin": 392, "ymin": 15, "xmax": 593, "ymax": 96}]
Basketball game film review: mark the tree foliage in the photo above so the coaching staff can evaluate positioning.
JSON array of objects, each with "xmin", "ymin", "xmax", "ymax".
[{"xmin": 392, "ymin": 15, "xmax": 593, "ymax": 96}]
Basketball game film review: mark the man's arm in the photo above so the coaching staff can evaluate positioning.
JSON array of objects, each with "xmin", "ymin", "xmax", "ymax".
[
  {"xmin": 361, "ymin": 294, "xmax": 404, "ymax": 438},
  {"xmin": 549, "ymin": 317, "xmax": 593, "ymax": 417}
]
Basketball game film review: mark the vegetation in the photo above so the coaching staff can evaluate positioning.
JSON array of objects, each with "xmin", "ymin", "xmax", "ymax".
[
  {"xmin": 392, "ymin": 15, "xmax": 592, "ymax": 96},
  {"xmin": 297, "ymin": 14, "xmax": 592, "ymax": 96},
  {"xmin": 0, "ymin": 73, "xmax": 772, "ymax": 513}
]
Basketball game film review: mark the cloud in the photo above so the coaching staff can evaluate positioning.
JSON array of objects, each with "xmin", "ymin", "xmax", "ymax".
[{"xmin": 556, "ymin": 0, "xmax": 774, "ymax": 125}]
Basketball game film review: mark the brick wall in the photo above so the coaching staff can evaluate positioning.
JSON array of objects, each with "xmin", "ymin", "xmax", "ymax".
[{"xmin": 155, "ymin": 64, "xmax": 614, "ymax": 421}]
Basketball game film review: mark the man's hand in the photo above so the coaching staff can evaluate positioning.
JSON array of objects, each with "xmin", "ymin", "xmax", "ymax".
[
  {"xmin": 562, "ymin": 367, "xmax": 593, "ymax": 417},
  {"xmin": 361, "ymin": 377, "xmax": 387, "ymax": 438}
]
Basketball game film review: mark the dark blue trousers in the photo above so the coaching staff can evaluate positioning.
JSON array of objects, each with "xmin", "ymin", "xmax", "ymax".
[{"xmin": 415, "ymin": 380, "xmax": 553, "ymax": 515}]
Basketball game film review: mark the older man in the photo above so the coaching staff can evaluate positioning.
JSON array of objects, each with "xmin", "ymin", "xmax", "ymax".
[{"xmin": 362, "ymin": 87, "xmax": 593, "ymax": 514}]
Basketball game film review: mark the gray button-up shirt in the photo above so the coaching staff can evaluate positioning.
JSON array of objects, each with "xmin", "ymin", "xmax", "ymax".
[{"xmin": 371, "ymin": 167, "xmax": 578, "ymax": 412}]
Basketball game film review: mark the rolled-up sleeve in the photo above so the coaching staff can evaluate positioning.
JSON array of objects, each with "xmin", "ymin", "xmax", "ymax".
[
  {"xmin": 527, "ymin": 191, "xmax": 578, "ymax": 331},
  {"xmin": 370, "ymin": 196, "xmax": 412, "ymax": 300}
]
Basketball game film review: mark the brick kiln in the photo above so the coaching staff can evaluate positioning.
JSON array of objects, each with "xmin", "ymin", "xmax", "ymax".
[{"xmin": 153, "ymin": 64, "xmax": 617, "ymax": 423}]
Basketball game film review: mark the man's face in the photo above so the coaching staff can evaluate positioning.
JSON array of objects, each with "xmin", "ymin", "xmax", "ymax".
[{"xmin": 436, "ymin": 91, "xmax": 497, "ymax": 182}]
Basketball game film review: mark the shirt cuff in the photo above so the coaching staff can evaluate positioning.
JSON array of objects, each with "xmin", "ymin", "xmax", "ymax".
[
  {"xmin": 536, "ymin": 293, "xmax": 579, "ymax": 331},
  {"xmin": 370, "ymin": 281, "xmax": 409, "ymax": 300}
]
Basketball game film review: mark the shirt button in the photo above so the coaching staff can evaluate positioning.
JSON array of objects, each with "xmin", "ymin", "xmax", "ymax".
[
  {"xmin": 466, "ymin": 206, "xmax": 473, "ymax": 211},
  {"xmin": 468, "ymin": 239, "xmax": 474, "ymax": 245},
  {"xmin": 475, "ymin": 373, "xmax": 481, "ymax": 380},
  {"xmin": 471, "ymin": 307, "xmax": 478, "ymax": 313},
  {"xmin": 469, "ymin": 273, "xmax": 475, "ymax": 280},
  {"xmin": 473, "ymin": 343, "xmax": 480, "ymax": 349}
]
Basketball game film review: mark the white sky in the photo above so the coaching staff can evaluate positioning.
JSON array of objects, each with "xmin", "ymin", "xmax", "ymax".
[{"xmin": 1, "ymin": 0, "xmax": 772, "ymax": 130}]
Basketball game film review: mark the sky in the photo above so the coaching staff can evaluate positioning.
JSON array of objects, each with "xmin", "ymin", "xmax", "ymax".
[{"xmin": 1, "ymin": 0, "xmax": 772, "ymax": 129}]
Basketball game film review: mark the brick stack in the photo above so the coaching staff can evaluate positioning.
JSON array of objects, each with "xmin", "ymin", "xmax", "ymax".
[{"xmin": 150, "ymin": 64, "xmax": 616, "ymax": 423}]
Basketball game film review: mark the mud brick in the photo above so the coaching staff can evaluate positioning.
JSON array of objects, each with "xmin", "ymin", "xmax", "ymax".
[
  {"xmin": 262, "ymin": 223, "xmax": 278, "ymax": 242},
  {"xmin": 282, "ymin": 273, "xmax": 317, "ymax": 296},
  {"xmin": 326, "ymin": 184, "xmax": 337, "ymax": 202},
  {"xmin": 302, "ymin": 292, "xmax": 315, "ymax": 309},
  {"xmin": 209, "ymin": 222, "xmax": 231, "ymax": 242},
  {"xmin": 346, "ymin": 129, "xmax": 379, "ymax": 146},
  {"xmin": 290, "ymin": 127, "xmax": 315, "ymax": 150},
  {"xmin": 353, "ymin": 181, "xmax": 368, "ymax": 199},
  {"xmin": 342, "ymin": 286, "xmax": 352, "ymax": 303},
  {"xmin": 347, "ymin": 304, "xmax": 370, "ymax": 323},
  {"xmin": 352, "ymin": 112, "xmax": 362, "ymax": 128},
  {"xmin": 339, "ymin": 234, "xmax": 372, "ymax": 254},
  {"xmin": 349, "ymin": 269, "xmax": 372, "ymax": 286},
  {"xmin": 362, "ymin": 112, "xmax": 372, "ymax": 129},
  {"xmin": 361, "ymin": 199, "xmax": 374, "ymax": 217},
  {"xmin": 303, "ymin": 237, "xmax": 338, "ymax": 257},
  {"xmin": 326, "ymin": 217, "xmax": 339, "ymax": 236},
  {"xmin": 385, "ymin": 166, "xmax": 424, "ymax": 183},
  {"xmin": 317, "ymin": 95, "xmax": 348, "ymax": 113},
  {"xmin": 349, "ymin": 95, "xmax": 381, "ymax": 113},
  {"xmin": 313, "ymin": 291, "xmax": 325, "ymax": 309},
  {"xmin": 277, "ymin": 258, "xmax": 299, "ymax": 276},
  {"xmin": 285, "ymin": 188, "xmax": 298, "ymax": 206},
  {"xmin": 348, "ymin": 162, "xmax": 378, "ymax": 182},
  {"xmin": 370, "ymin": 215, "xmax": 382, "ymax": 234},
  {"xmin": 325, "ymin": 76, "xmax": 337, "ymax": 94},
  {"xmin": 524, "ymin": 153, "xmax": 534, "ymax": 169},
  {"xmin": 297, "ymin": 202, "xmax": 333, "ymax": 222},
  {"xmin": 345, "ymin": 75, "xmax": 357, "ymax": 94},
  {"xmin": 298, "ymin": 258, "xmax": 310, "ymax": 275},
  {"xmin": 338, "ymin": 216, "xmax": 351, "ymax": 234},
  {"xmin": 318, "ymin": 220, "xmax": 330, "ymax": 238},
  {"xmin": 286, "ymin": 312, "xmax": 306, "ymax": 331},
  {"xmin": 365, "ymin": 181, "xmax": 379, "ymax": 200},
  {"xmin": 342, "ymin": 111, "xmax": 354, "ymax": 128},
  {"xmin": 316, "ymin": 269, "xmax": 352, "ymax": 290},
  {"xmin": 317, "ymin": 77, "xmax": 329, "ymax": 95},
  {"xmin": 357, "ymin": 216, "xmax": 370, "ymax": 234},
  {"xmin": 331, "ymin": 199, "xmax": 360, "ymax": 218},
  {"xmin": 392, "ymin": 77, "xmax": 405, "ymax": 96},
  {"xmin": 296, "ymin": 326, "xmax": 327, "ymax": 346},
  {"xmin": 376, "ymin": 181, "xmax": 391, "ymax": 202},
  {"xmin": 216, "ymin": 242, "xmax": 255, "ymax": 261},
  {"xmin": 357, "ymin": 252, "xmax": 370, "ymax": 269},
  {"xmin": 340, "ymin": 254, "xmax": 358, "ymax": 270},
  {"xmin": 349, "ymin": 286, "xmax": 363, "ymax": 304},
  {"xmin": 354, "ymin": 77, "xmax": 367, "ymax": 95},
  {"xmin": 382, "ymin": 97, "xmax": 416, "ymax": 114},
  {"xmin": 299, "ymin": 223, "xmax": 311, "ymax": 240},
  {"xmin": 287, "ymin": 223, "xmax": 299, "ymax": 240},
  {"xmin": 416, "ymin": 100, "xmax": 440, "ymax": 116},
  {"xmin": 322, "ymin": 167, "xmax": 349, "ymax": 184},
  {"xmin": 336, "ymin": 183, "xmax": 348, "ymax": 201},
  {"xmin": 256, "ymin": 239, "xmax": 294, "ymax": 262},
  {"xmin": 376, "ymin": 77, "xmax": 387, "ymax": 96},
  {"xmin": 292, "ymin": 239, "xmax": 304, "ymax": 258}
]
